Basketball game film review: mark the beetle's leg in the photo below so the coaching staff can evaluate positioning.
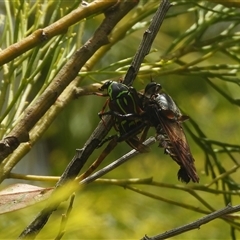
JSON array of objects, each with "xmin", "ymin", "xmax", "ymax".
[
  {"xmin": 117, "ymin": 121, "xmax": 146, "ymax": 142},
  {"xmin": 99, "ymin": 98, "xmax": 110, "ymax": 115},
  {"xmin": 98, "ymin": 98, "xmax": 111, "ymax": 127},
  {"xmin": 99, "ymin": 110, "xmax": 141, "ymax": 120},
  {"xmin": 97, "ymin": 135, "xmax": 116, "ymax": 148},
  {"xmin": 98, "ymin": 121, "xmax": 145, "ymax": 148},
  {"xmin": 78, "ymin": 135, "xmax": 118, "ymax": 180},
  {"xmin": 98, "ymin": 121, "xmax": 149, "ymax": 152},
  {"xmin": 117, "ymin": 121, "xmax": 150, "ymax": 152},
  {"xmin": 79, "ymin": 122, "xmax": 150, "ymax": 180}
]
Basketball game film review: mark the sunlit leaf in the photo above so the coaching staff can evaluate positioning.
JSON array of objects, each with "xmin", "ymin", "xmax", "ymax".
[{"xmin": 0, "ymin": 184, "xmax": 53, "ymax": 214}]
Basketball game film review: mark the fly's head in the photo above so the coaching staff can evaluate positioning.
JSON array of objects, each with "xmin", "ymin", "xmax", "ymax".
[{"xmin": 143, "ymin": 82, "xmax": 162, "ymax": 99}]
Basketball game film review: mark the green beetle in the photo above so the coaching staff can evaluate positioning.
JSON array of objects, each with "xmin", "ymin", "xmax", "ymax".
[{"xmin": 98, "ymin": 80, "xmax": 149, "ymax": 152}]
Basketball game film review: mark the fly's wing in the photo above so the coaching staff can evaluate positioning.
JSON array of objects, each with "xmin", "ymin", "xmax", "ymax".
[{"xmin": 156, "ymin": 117, "xmax": 199, "ymax": 183}]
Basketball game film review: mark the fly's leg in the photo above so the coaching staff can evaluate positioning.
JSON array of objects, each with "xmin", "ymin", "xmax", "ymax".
[
  {"xmin": 98, "ymin": 120, "xmax": 149, "ymax": 150},
  {"xmin": 79, "ymin": 121, "xmax": 149, "ymax": 180},
  {"xmin": 117, "ymin": 121, "xmax": 146, "ymax": 142},
  {"xmin": 98, "ymin": 122, "xmax": 146, "ymax": 148}
]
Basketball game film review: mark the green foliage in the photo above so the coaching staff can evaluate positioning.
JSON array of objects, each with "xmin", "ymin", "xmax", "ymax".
[{"xmin": 0, "ymin": 0, "xmax": 240, "ymax": 239}]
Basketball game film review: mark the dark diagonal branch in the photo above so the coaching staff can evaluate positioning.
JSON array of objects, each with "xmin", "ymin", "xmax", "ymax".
[
  {"xmin": 142, "ymin": 204, "xmax": 240, "ymax": 240},
  {"xmin": 124, "ymin": 0, "xmax": 172, "ymax": 86},
  {"xmin": 0, "ymin": 1, "xmax": 119, "ymax": 163}
]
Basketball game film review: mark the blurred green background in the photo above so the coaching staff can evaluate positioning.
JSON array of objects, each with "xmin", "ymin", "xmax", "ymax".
[{"xmin": 0, "ymin": 0, "xmax": 240, "ymax": 239}]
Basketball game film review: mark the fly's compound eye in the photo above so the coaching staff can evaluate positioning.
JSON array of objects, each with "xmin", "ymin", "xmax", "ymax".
[
  {"xmin": 155, "ymin": 83, "xmax": 162, "ymax": 92},
  {"xmin": 144, "ymin": 82, "xmax": 162, "ymax": 98}
]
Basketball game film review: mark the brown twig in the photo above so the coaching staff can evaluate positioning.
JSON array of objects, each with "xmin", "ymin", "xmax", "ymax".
[
  {"xmin": 55, "ymin": 194, "xmax": 75, "ymax": 240},
  {"xmin": 141, "ymin": 204, "xmax": 240, "ymax": 240},
  {"xmin": 0, "ymin": 0, "xmax": 115, "ymax": 66}
]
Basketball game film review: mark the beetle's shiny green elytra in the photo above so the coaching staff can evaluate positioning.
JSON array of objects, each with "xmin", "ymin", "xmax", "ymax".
[
  {"xmin": 100, "ymin": 81, "xmax": 139, "ymax": 115},
  {"xmin": 99, "ymin": 81, "xmax": 148, "ymax": 152}
]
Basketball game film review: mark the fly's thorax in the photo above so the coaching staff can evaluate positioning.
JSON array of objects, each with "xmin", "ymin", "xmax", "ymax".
[
  {"xmin": 142, "ymin": 99, "xmax": 160, "ymax": 127},
  {"xmin": 154, "ymin": 93, "xmax": 183, "ymax": 121}
]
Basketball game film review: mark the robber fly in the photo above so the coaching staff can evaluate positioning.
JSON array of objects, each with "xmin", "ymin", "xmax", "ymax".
[{"xmin": 142, "ymin": 82, "xmax": 199, "ymax": 183}]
